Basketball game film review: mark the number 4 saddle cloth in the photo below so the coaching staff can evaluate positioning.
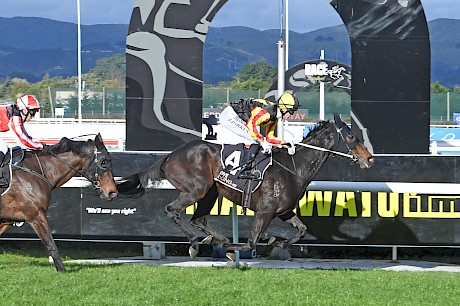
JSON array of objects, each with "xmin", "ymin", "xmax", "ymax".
[{"xmin": 214, "ymin": 143, "xmax": 272, "ymax": 193}]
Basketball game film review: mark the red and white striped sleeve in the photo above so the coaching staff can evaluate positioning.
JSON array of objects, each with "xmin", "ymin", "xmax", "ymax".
[{"xmin": 8, "ymin": 116, "xmax": 43, "ymax": 150}]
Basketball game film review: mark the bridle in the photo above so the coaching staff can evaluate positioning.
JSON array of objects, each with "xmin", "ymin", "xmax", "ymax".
[
  {"xmin": 273, "ymin": 123, "xmax": 360, "ymax": 175},
  {"xmin": 46, "ymin": 146, "xmax": 112, "ymax": 190}
]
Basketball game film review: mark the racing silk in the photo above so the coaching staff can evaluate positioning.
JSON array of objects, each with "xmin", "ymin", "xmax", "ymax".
[
  {"xmin": 0, "ymin": 105, "xmax": 43, "ymax": 150},
  {"xmin": 230, "ymin": 98, "xmax": 283, "ymax": 145}
]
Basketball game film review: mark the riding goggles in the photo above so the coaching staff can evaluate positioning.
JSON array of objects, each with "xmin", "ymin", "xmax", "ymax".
[{"xmin": 28, "ymin": 109, "xmax": 39, "ymax": 116}]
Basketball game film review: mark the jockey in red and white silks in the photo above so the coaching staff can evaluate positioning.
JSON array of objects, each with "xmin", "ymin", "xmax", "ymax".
[{"xmin": 0, "ymin": 95, "xmax": 43, "ymax": 162}]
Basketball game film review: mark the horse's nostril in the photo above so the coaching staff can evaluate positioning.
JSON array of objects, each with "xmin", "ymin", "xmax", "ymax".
[{"xmin": 110, "ymin": 191, "xmax": 118, "ymax": 198}]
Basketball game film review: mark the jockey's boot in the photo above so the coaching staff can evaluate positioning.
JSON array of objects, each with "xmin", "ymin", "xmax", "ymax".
[{"xmin": 238, "ymin": 143, "xmax": 261, "ymax": 180}]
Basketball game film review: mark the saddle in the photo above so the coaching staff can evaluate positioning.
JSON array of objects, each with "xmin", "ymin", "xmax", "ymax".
[
  {"xmin": 0, "ymin": 147, "xmax": 26, "ymax": 191},
  {"xmin": 215, "ymin": 143, "xmax": 272, "ymax": 193}
]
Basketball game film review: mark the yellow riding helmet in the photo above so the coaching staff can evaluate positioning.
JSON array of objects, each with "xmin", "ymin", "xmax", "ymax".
[{"xmin": 277, "ymin": 93, "xmax": 299, "ymax": 112}]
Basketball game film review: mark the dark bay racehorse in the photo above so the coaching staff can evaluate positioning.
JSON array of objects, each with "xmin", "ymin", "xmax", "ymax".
[
  {"xmin": 0, "ymin": 134, "xmax": 118, "ymax": 272},
  {"xmin": 117, "ymin": 114, "xmax": 374, "ymax": 258}
]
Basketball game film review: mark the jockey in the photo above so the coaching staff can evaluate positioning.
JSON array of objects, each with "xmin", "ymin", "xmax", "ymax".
[
  {"xmin": 220, "ymin": 92, "xmax": 300, "ymax": 178},
  {"xmin": 0, "ymin": 95, "xmax": 44, "ymax": 165},
  {"xmin": 220, "ymin": 92, "xmax": 300, "ymax": 152}
]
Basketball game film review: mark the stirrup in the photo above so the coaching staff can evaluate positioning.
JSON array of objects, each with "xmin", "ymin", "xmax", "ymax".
[{"xmin": 238, "ymin": 170, "xmax": 262, "ymax": 181}]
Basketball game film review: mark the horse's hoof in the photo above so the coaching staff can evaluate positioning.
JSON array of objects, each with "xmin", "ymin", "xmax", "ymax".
[
  {"xmin": 269, "ymin": 247, "xmax": 291, "ymax": 260},
  {"xmin": 267, "ymin": 236, "xmax": 276, "ymax": 245},
  {"xmin": 189, "ymin": 245, "xmax": 199, "ymax": 259},
  {"xmin": 226, "ymin": 252, "xmax": 236, "ymax": 261},
  {"xmin": 201, "ymin": 235, "xmax": 212, "ymax": 245},
  {"xmin": 226, "ymin": 261, "xmax": 248, "ymax": 268},
  {"xmin": 238, "ymin": 261, "xmax": 248, "ymax": 268}
]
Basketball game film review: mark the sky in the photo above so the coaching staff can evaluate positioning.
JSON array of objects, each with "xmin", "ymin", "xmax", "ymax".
[{"xmin": 0, "ymin": 0, "xmax": 458, "ymax": 33}]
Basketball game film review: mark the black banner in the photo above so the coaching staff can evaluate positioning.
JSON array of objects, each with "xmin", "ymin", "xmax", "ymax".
[
  {"xmin": 5, "ymin": 153, "xmax": 460, "ymax": 247},
  {"xmin": 331, "ymin": 0, "xmax": 430, "ymax": 154},
  {"xmin": 125, "ymin": 0, "xmax": 228, "ymax": 151}
]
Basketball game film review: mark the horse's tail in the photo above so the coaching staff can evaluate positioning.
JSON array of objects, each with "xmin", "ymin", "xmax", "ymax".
[
  {"xmin": 116, "ymin": 173, "xmax": 145, "ymax": 197},
  {"xmin": 116, "ymin": 155, "xmax": 168, "ymax": 197}
]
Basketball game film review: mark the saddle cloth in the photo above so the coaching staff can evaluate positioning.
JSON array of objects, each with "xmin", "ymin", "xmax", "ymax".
[{"xmin": 214, "ymin": 143, "xmax": 272, "ymax": 193}]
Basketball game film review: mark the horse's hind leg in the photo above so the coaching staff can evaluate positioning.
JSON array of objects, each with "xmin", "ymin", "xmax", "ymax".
[
  {"xmin": 270, "ymin": 212, "xmax": 307, "ymax": 249},
  {"xmin": 27, "ymin": 211, "xmax": 66, "ymax": 272},
  {"xmin": 164, "ymin": 192, "xmax": 203, "ymax": 259},
  {"xmin": 190, "ymin": 185, "xmax": 230, "ymax": 248}
]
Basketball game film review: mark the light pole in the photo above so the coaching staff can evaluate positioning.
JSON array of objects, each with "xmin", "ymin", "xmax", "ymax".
[
  {"xmin": 285, "ymin": 0, "xmax": 289, "ymax": 69},
  {"xmin": 77, "ymin": 0, "xmax": 82, "ymax": 123},
  {"xmin": 276, "ymin": 0, "xmax": 287, "ymax": 139}
]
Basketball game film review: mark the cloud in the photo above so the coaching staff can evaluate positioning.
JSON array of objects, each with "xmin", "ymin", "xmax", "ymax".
[
  {"xmin": 0, "ymin": 0, "xmax": 459, "ymax": 32},
  {"xmin": 213, "ymin": 0, "xmax": 343, "ymax": 32},
  {"xmin": 0, "ymin": 0, "xmax": 134, "ymax": 25}
]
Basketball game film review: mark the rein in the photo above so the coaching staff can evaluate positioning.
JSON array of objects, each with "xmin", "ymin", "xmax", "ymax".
[
  {"xmin": 294, "ymin": 126, "xmax": 357, "ymax": 161},
  {"xmin": 294, "ymin": 142, "xmax": 354, "ymax": 159},
  {"xmin": 13, "ymin": 164, "xmax": 54, "ymax": 188},
  {"xmin": 47, "ymin": 149, "xmax": 104, "ymax": 189}
]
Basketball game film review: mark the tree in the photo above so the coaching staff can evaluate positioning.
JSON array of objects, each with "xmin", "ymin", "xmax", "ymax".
[
  {"xmin": 88, "ymin": 54, "xmax": 125, "ymax": 88},
  {"xmin": 231, "ymin": 62, "xmax": 277, "ymax": 90},
  {"xmin": 431, "ymin": 82, "xmax": 449, "ymax": 93}
]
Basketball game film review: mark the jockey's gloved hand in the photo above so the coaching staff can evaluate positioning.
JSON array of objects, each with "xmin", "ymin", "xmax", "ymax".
[
  {"xmin": 281, "ymin": 140, "xmax": 296, "ymax": 155},
  {"xmin": 41, "ymin": 143, "xmax": 49, "ymax": 153},
  {"xmin": 260, "ymin": 139, "xmax": 272, "ymax": 154},
  {"xmin": 287, "ymin": 141, "xmax": 296, "ymax": 155}
]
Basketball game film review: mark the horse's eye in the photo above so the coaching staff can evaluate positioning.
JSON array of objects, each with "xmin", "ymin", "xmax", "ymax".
[
  {"xmin": 347, "ymin": 133, "xmax": 355, "ymax": 141},
  {"xmin": 99, "ymin": 158, "xmax": 110, "ymax": 170}
]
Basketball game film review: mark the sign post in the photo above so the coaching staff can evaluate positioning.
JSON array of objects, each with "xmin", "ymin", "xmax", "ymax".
[
  {"xmin": 319, "ymin": 50, "xmax": 325, "ymax": 120},
  {"xmin": 277, "ymin": 40, "xmax": 286, "ymax": 139}
]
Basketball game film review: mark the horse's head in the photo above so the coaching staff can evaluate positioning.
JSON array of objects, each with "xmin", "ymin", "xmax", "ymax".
[
  {"xmin": 334, "ymin": 113, "xmax": 374, "ymax": 169},
  {"xmin": 83, "ymin": 133, "xmax": 118, "ymax": 200}
]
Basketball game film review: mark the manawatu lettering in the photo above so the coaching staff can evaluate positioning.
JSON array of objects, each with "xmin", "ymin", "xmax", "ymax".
[{"xmin": 184, "ymin": 191, "xmax": 460, "ymax": 219}]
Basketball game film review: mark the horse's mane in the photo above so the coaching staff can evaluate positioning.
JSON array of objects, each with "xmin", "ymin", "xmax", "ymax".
[
  {"xmin": 47, "ymin": 137, "xmax": 92, "ymax": 155},
  {"xmin": 302, "ymin": 120, "xmax": 334, "ymax": 141}
]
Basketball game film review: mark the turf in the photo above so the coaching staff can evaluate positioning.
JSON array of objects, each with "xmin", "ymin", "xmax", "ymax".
[{"xmin": 0, "ymin": 252, "xmax": 459, "ymax": 305}]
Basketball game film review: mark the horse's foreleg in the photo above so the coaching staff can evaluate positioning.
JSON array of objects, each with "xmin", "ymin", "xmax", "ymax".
[
  {"xmin": 0, "ymin": 222, "xmax": 13, "ymax": 235},
  {"xmin": 226, "ymin": 211, "xmax": 275, "ymax": 252},
  {"xmin": 27, "ymin": 212, "xmax": 66, "ymax": 272},
  {"xmin": 270, "ymin": 212, "xmax": 307, "ymax": 249},
  {"xmin": 164, "ymin": 193, "xmax": 202, "ymax": 259}
]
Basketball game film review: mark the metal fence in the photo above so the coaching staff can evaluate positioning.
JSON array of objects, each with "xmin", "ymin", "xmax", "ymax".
[{"xmin": 41, "ymin": 88, "xmax": 460, "ymax": 123}]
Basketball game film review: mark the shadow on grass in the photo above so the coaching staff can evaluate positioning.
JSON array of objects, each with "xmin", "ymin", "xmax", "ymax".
[{"xmin": 0, "ymin": 240, "xmax": 143, "ymax": 259}]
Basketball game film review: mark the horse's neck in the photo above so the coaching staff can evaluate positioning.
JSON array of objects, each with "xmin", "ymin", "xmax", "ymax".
[
  {"xmin": 295, "ymin": 126, "xmax": 337, "ymax": 178},
  {"xmin": 44, "ymin": 152, "xmax": 88, "ymax": 186},
  {"xmin": 55, "ymin": 152, "xmax": 87, "ymax": 170}
]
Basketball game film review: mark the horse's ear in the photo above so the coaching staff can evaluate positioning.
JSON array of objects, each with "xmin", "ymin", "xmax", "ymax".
[
  {"xmin": 333, "ymin": 113, "xmax": 345, "ymax": 128},
  {"xmin": 95, "ymin": 133, "xmax": 103, "ymax": 147}
]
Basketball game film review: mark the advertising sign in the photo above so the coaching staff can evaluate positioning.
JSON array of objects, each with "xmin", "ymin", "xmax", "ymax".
[
  {"xmin": 4, "ymin": 153, "xmax": 460, "ymax": 247},
  {"xmin": 453, "ymin": 113, "xmax": 460, "ymax": 125}
]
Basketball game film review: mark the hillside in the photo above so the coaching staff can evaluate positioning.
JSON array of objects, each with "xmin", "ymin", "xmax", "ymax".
[
  {"xmin": 203, "ymin": 25, "xmax": 351, "ymax": 83},
  {"xmin": 0, "ymin": 17, "xmax": 127, "ymax": 81},
  {"xmin": 0, "ymin": 17, "xmax": 458, "ymax": 86}
]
